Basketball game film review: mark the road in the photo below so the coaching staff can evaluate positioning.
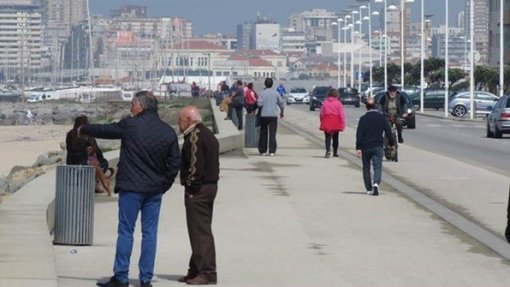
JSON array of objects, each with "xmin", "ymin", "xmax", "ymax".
[{"xmin": 290, "ymin": 103, "xmax": 510, "ymax": 177}]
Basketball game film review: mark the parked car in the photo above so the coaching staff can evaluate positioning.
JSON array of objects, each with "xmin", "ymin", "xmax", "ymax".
[
  {"xmin": 338, "ymin": 87, "xmax": 360, "ymax": 107},
  {"xmin": 409, "ymin": 89, "xmax": 449, "ymax": 110},
  {"xmin": 360, "ymin": 87, "xmax": 384, "ymax": 103},
  {"xmin": 287, "ymin": 88, "xmax": 308, "ymax": 105},
  {"xmin": 448, "ymin": 90, "xmax": 499, "ymax": 117},
  {"xmin": 486, "ymin": 94, "xmax": 510, "ymax": 138},
  {"xmin": 309, "ymin": 86, "xmax": 332, "ymax": 111},
  {"xmin": 374, "ymin": 90, "xmax": 416, "ymax": 129}
]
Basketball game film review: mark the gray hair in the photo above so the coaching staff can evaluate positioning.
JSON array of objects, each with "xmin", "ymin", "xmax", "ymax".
[{"xmin": 133, "ymin": 91, "xmax": 158, "ymax": 111}]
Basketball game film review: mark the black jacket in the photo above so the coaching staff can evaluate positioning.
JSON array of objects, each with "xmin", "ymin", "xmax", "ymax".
[
  {"xmin": 180, "ymin": 123, "xmax": 220, "ymax": 194},
  {"xmin": 81, "ymin": 110, "xmax": 181, "ymax": 194},
  {"xmin": 356, "ymin": 110, "xmax": 394, "ymax": 150},
  {"xmin": 378, "ymin": 92, "xmax": 408, "ymax": 117},
  {"xmin": 66, "ymin": 130, "xmax": 104, "ymax": 166}
]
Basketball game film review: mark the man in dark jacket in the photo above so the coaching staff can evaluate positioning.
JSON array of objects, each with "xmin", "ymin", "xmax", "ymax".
[
  {"xmin": 177, "ymin": 105, "xmax": 220, "ymax": 285},
  {"xmin": 230, "ymin": 80, "xmax": 245, "ymax": 130},
  {"xmin": 378, "ymin": 85, "xmax": 408, "ymax": 143},
  {"xmin": 356, "ymin": 97, "xmax": 394, "ymax": 196},
  {"xmin": 81, "ymin": 91, "xmax": 181, "ymax": 287}
]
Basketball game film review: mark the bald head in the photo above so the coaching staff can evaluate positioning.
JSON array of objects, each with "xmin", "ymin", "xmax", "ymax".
[{"xmin": 179, "ymin": 105, "xmax": 202, "ymax": 133}]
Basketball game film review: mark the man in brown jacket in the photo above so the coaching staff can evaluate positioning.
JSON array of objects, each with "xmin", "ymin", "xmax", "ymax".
[{"xmin": 178, "ymin": 105, "xmax": 220, "ymax": 285}]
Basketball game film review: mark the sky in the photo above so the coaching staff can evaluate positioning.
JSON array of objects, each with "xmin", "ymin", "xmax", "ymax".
[{"xmin": 89, "ymin": 0, "xmax": 466, "ymax": 36}]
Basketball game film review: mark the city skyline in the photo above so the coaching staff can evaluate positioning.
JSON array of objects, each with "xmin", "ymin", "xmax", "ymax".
[{"xmin": 89, "ymin": 0, "xmax": 465, "ymax": 35}]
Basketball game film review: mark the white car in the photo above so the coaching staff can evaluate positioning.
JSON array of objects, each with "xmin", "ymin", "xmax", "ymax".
[{"xmin": 287, "ymin": 88, "xmax": 309, "ymax": 105}]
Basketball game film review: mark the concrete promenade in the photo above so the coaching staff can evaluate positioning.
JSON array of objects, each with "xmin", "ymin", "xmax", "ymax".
[{"xmin": 1, "ymin": 102, "xmax": 510, "ymax": 286}]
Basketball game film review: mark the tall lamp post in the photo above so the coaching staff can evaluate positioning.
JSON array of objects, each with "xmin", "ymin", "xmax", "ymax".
[
  {"xmin": 499, "ymin": 0, "xmax": 504, "ymax": 97},
  {"xmin": 86, "ymin": 0, "xmax": 95, "ymax": 87},
  {"xmin": 332, "ymin": 19, "xmax": 344, "ymax": 88},
  {"xmin": 351, "ymin": 10, "xmax": 359, "ymax": 88},
  {"xmin": 344, "ymin": 14, "xmax": 353, "ymax": 88},
  {"xmin": 357, "ymin": 5, "xmax": 370, "ymax": 92},
  {"xmin": 469, "ymin": 0, "xmax": 475, "ymax": 120},
  {"xmin": 401, "ymin": 0, "xmax": 415, "ymax": 90},
  {"xmin": 374, "ymin": 0, "xmax": 388, "ymax": 90},
  {"xmin": 444, "ymin": 0, "xmax": 449, "ymax": 117},
  {"xmin": 357, "ymin": 0, "xmax": 372, "ymax": 92},
  {"xmin": 420, "ymin": 0, "xmax": 425, "ymax": 113}
]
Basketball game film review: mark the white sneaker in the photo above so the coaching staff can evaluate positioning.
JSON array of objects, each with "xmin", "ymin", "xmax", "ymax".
[
  {"xmin": 367, "ymin": 190, "xmax": 374, "ymax": 195},
  {"xmin": 269, "ymin": 153, "xmax": 275, "ymax": 157},
  {"xmin": 260, "ymin": 153, "xmax": 267, "ymax": 156},
  {"xmin": 372, "ymin": 183, "xmax": 380, "ymax": 196}
]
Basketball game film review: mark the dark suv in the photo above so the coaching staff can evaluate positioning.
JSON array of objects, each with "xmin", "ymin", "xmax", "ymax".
[
  {"xmin": 309, "ymin": 86, "xmax": 332, "ymax": 111},
  {"xmin": 338, "ymin": 87, "xmax": 360, "ymax": 107}
]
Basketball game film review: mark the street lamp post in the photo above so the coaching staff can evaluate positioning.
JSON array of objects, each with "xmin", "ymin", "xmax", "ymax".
[
  {"xmin": 500, "ymin": 0, "xmax": 504, "ymax": 97},
  {"xmin": 444, "ymin": 0, "xmax": 449, "ymax": 117},
  {"xmin": 374, "ymin": 0, "xmax": 388, "ymax": 90},
  {"xmin": 332, "ymin": 19, "xmax": 344, "ymax": 88},
  {"xmin": 420, "ymin": 0, "xmax": 425, "ymax": 113},
  {"xmin": 351, "ymin": 10, "xmax": 359, "ymax": 88},
  {"xmin": 401, "ymin": 0, "xmax": 415, "ymax": 90},
  {"xmin": 469, "ymin": 0, "xmax": 475, "ymax": 119},
  {"xmin": 86, "ymin": 0, "xmax": 95, "ymax": 87},
  {"xmin": 344, "ymin": 15, "xmax": 351, "ymax": 88}
]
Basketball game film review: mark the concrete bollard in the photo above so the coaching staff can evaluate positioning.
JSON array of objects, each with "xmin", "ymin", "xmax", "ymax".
[{"xmin": 53, "ymin": 165, "xmax": 95, "ymax": 246}]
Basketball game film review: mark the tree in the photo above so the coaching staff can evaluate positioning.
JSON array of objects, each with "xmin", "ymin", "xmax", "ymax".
[{"xmin": 448, "ymin": 68, "xmax": 466, "ymax": 86}]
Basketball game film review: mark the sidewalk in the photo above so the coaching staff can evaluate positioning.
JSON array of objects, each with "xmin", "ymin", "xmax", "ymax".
[{"xmin": 53, "ymin": 123, "xmax": 510, "ymax": 286}]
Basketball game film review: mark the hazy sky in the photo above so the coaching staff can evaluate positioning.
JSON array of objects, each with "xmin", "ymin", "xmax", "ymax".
[{"xmin": 89, "ymin": 0, "xmax": 465, "ymax": 35}]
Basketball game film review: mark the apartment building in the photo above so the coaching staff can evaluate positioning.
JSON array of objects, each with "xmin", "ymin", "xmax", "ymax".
[
  {"xmin": 488, "ymin": 0, "xmax": 510, "ymax": 65},
  {"xmin": 288, "ymin": 9, "xmax": 337, "ymax": 41},
  {"xmin": 0, "ymin": 3, "xmax": 43, "ymax": 75},
  {"xmin": 465, "ymin": 0, "xmax": 490, "ymax": 65}
]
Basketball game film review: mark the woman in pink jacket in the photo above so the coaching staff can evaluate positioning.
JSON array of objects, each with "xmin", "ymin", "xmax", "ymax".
[{"xmin": 319, "ymin": 89, "xmax": 346, "ymax": 158}]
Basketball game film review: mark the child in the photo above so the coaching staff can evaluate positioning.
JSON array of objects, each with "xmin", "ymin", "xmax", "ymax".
[{"xmin": 86, "ymin": 144, "xmax": 112, "ymax": 196}]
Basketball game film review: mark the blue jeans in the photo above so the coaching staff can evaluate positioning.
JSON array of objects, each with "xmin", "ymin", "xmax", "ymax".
[
  {"xmin": 361, "ymin": 147, "xmax": 383, "ymax": 191},
  {"xmin": 114, "ymin": 191, "xmax": 163, "ymax": 283}
]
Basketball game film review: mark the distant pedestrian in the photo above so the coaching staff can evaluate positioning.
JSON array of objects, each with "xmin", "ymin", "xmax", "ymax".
[
  {"xmin": 177, "ymin": 105, "xmax": 220, "ymax": 285},
  {"xmin": 355, "ymin": 97, "xmax": 394, "ymax": 196},
  {"xmin": 81, "ymin": 91, "xmax": 181, "ymax": 287},
  {"xmin": 276, "ymin": 82, "xmax": 286, "ymax": 97},
  {"xmin": 191, "ymin": 82, "xmax": 200, "ymax": 98},
  {"xmin": 257, "ymin": 78, "xmax": 284, "ymax": 156},
  {"xmin": 244, "ymin": 82, "xmax": 258, "ymax": 114},
  {"xmin": 230, "ymin": 80, "xmax": 245, "ymax": 130},
  {"xmin": 25, "ymin": 109, "xmax": 33, "ymax": 125},
  {"xmin": 319, "ymin": 89, "xmax": 346, "ymax": 158}
]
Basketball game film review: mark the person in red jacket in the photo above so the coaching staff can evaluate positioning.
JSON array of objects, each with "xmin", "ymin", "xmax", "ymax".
[{"xmin": 319, "ymin": 89, "xmax": 346, "ymax": 158}]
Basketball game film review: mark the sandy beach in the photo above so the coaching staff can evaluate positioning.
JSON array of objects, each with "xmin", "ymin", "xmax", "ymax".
[{"xmin": 0, "ymin": 125, "xmax": 71, "ymax": 177}]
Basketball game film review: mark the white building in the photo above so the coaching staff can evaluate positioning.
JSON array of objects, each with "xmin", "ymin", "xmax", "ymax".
[
  {"xmin": 253, "ymin": 23, "xmax": 280, "ymax": 51},
  {"xmin": 288, "ymin": 9, "xmax": 337, "ymax": 41},
  {"xmin": 281, "ymin": 28, "xmax": 306, "ymax": 54},
  {"xmin": 0, "ymin": 3, "xmax": 43, "ymax": 78},
  {"xmin": 465, "ymin": 0, "xmax": 490, "ymax": 65}
]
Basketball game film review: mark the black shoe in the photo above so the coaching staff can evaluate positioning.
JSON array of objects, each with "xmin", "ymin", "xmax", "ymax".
[
  {"xmin": 141, "ymin": 281, "xmax": 153, "ymax": 287},
  {"xmin": 178, "ymin": 274, "xmax": 196, "ymax": 283},
  {"xmin": 398, "ymin": 137, "xmax": 404, "ymax": 144},
  {"xmin": 186, "ymin": 274, "xmax": 217, "ymax": 285},
  {"xmin": 333, "ymin": 154, "xmax": 339, "ymax": 157},
  {"xmin": 96, "ymin": 276, "xmax": 128, "ymax": 287}
]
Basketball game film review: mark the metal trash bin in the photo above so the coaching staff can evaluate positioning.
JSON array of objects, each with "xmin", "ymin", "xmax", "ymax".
[
  {"xmin": 245, "ymin": 113, "xmax": 260, "ymax": 147},
  {"xmin": 53, "ymin": 165, "xmax": 95, "ymax": 245}
]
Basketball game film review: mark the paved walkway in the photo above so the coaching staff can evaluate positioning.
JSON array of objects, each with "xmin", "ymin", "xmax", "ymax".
[{"xmin": 53, "ymin": 113, "xmax": 510, "ymax": 287}]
